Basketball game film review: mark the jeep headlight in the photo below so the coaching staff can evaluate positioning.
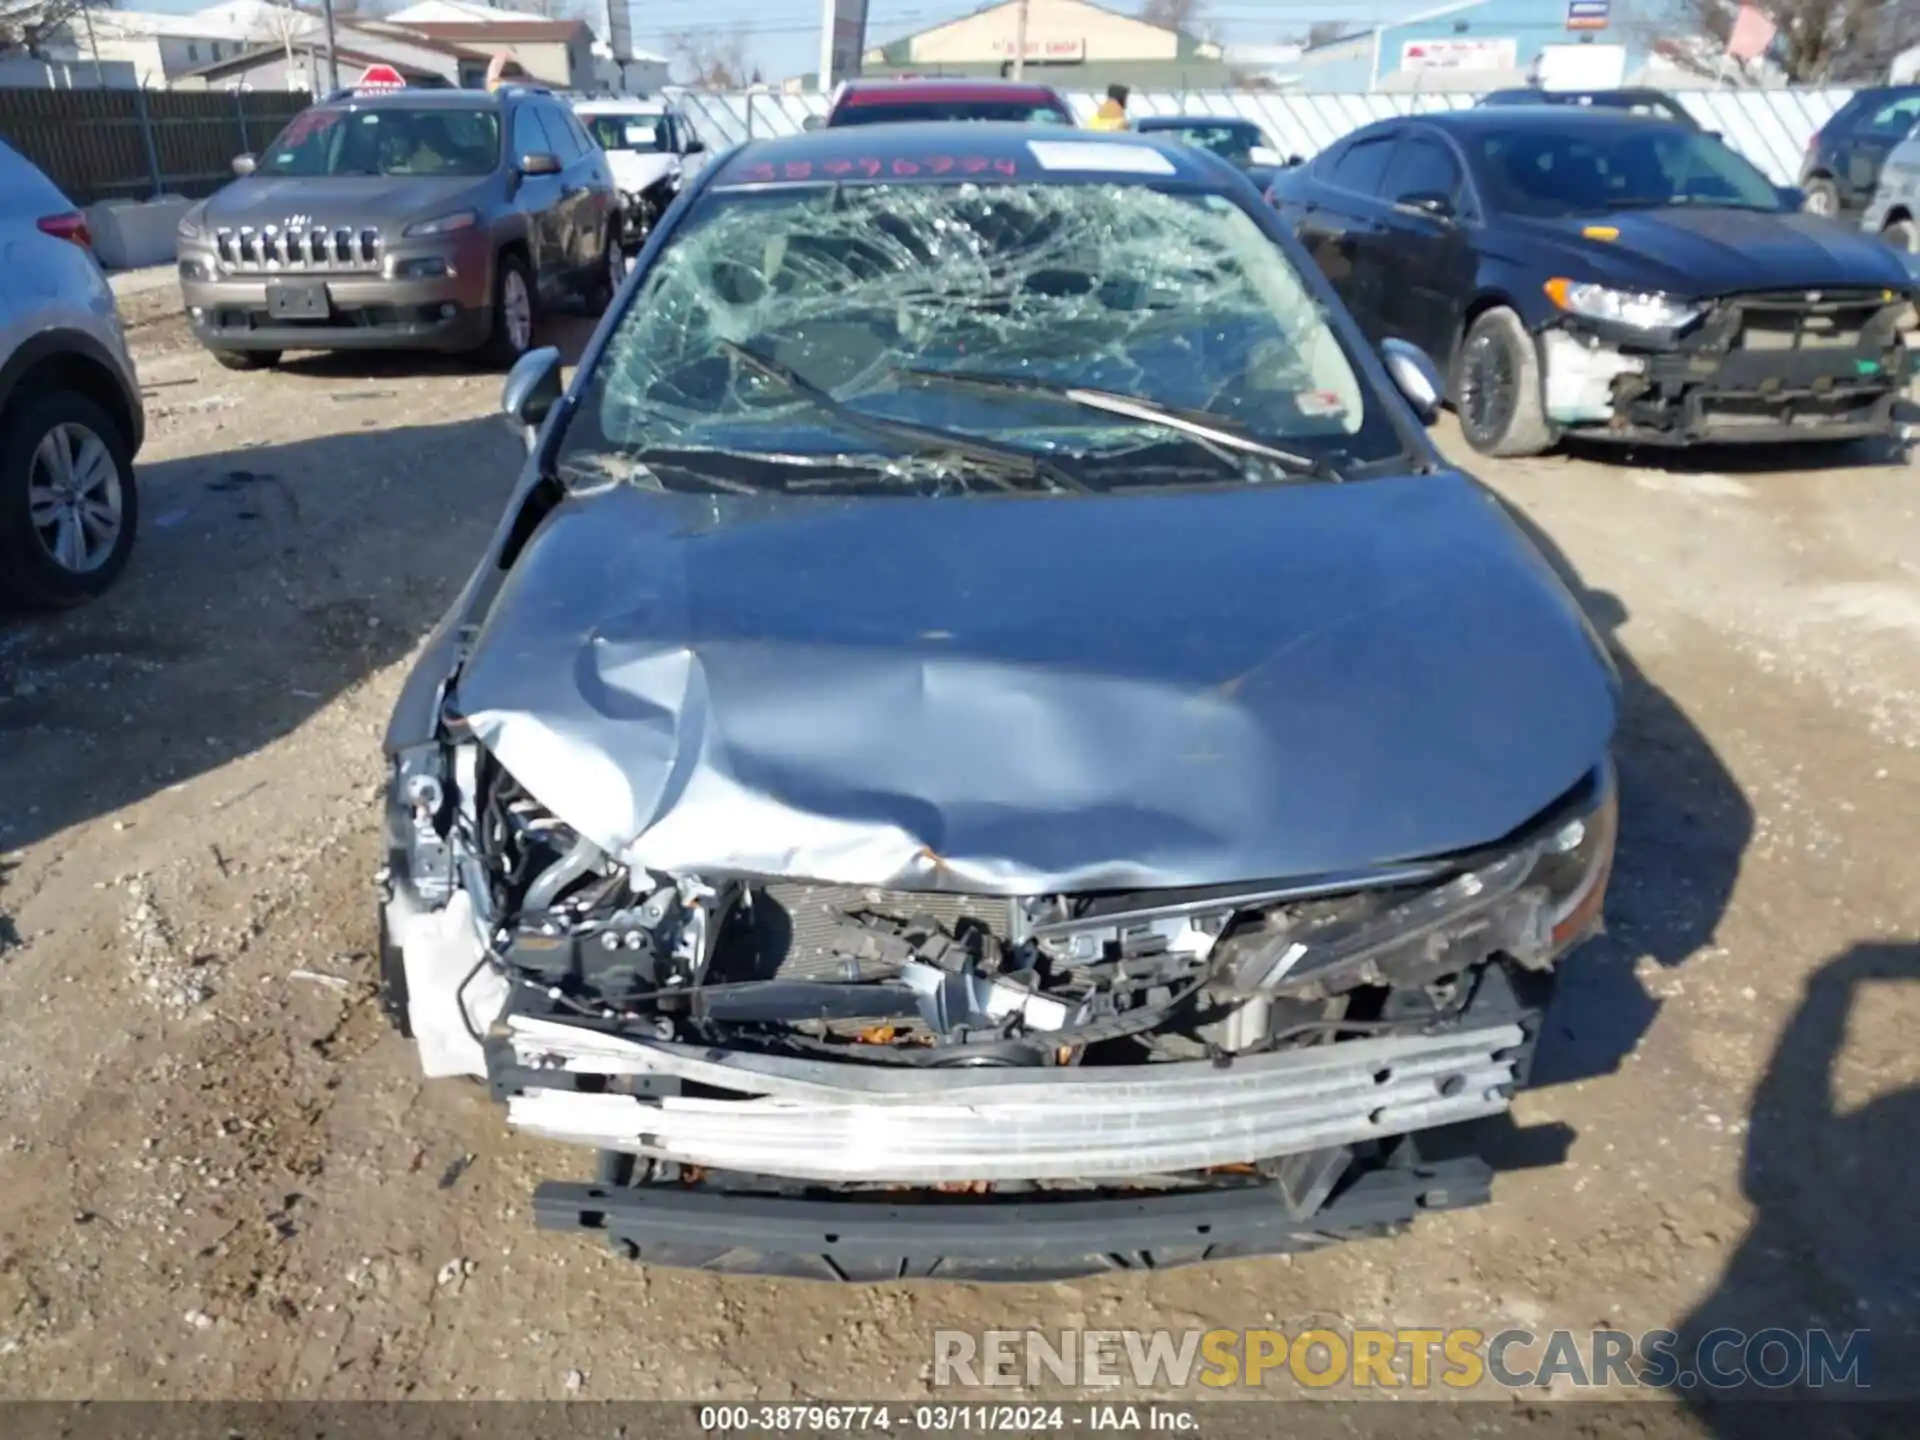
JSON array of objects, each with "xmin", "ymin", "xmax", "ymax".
[{"xmin": 1546, "ymin": 277, "xmax": 1701, "ymax": 332}]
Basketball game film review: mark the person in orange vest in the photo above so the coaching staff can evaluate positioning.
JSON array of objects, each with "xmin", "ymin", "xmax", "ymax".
[{"xmin": 1087, "ymin": 83, "xmax": 1130, "ymax": 131}]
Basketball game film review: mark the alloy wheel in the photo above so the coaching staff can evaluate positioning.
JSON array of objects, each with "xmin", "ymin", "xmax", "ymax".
[
  {"xmin": 503, "ymin": 269, "xmax": 533, "ymax": 353},
  {"xmin": 27, "ymin": 421, "xmax": 124, "ymax": 575},
  {"xmin": 1460, "ymin": 334, "xmax": 1516, "ymax": 447}
]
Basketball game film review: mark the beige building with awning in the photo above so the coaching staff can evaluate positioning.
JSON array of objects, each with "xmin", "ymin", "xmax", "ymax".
[{"xmin": 860, "ymin": 0, "xmax": 1233, "ymax": 90}]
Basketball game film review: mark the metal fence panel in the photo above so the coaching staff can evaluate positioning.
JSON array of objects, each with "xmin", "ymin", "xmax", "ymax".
[
  {"xmin": 668, "ymin": 87, "xmax": 1854, "ymax": 185},
  {"xmin": 0, "ymin": 88, "xmax": 311, "ymax": 205}
]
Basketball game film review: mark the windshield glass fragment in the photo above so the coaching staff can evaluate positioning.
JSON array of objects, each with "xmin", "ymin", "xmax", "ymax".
[{"xmin": 559, "ymin": 179, "xmax": 1397, "ymax": 494}]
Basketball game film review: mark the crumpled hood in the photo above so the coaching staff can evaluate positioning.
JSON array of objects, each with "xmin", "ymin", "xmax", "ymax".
[
  {"xmin": 1511, "ymin": 208, "xmax": 1912, "ymax": 296},
  {"xmin": 606, "ymin": 150, "xmax": 678, "ymax": 195},
  {"xmin": 451, "ymin": 472, "xmax": 1618, "ymax": 894}
]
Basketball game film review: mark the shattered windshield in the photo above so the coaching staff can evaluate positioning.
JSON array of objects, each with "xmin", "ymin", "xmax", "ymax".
[{"xmin": 558, "ymin": 178, "xmax": 1398, "ymax": 495}]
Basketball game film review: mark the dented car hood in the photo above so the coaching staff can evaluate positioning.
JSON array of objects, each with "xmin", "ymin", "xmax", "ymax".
[{"xmin": 448, "ymin": 470, "xmax": 1618, "ymax": 894}]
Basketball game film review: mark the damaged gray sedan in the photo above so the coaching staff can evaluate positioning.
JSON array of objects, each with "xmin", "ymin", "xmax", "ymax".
[{"xmin": 378, "ymin": 124, "xmax": 1621, "ymax": 1280}]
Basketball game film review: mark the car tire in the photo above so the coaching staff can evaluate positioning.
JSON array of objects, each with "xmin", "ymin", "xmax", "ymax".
[
  {"xmin": 587, "ymin": 224, "xmax": 623, "ymax": 311},
  {"xmin": 1884, "ymin": 217, "xmax": 1919, "ymax": 252},
  {"xmin": 209, "ymin": 348, "xmax": 280, "ymax": 371},
  {"xmin": 1454, "ymin": 308, "xmax": 1556, "ymax": 459},
  {"xmin": 478, "ymin": 251, "xmax": 537, "ymax": 369},
  {"xmin": 0, "ymin": 389, "xmax": 139, "ymax": 610},
  {"xmin": 1802, "ymin": 176, "xmax": 1840, "ymax": 218}
]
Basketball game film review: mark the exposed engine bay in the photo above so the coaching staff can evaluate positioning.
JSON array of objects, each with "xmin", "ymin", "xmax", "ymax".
[{"xmin": 387, "ymin": 740, "xmax": 1614, "ymax": 1085}]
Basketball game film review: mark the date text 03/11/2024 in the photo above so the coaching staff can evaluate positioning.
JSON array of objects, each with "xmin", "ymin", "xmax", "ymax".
[{"xmin": 697, "ymin": 1406, "xmax": 1198, "ymax": 1432}]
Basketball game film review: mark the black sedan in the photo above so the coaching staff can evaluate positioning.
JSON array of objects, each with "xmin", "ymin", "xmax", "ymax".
[
  {"xmin": 378, "ymin": 123, "xmax": 1620, "ymax": 1280},
  {"xmin": 1268, "ymin": 107, "xmax": 1917, "ymax": 456}
]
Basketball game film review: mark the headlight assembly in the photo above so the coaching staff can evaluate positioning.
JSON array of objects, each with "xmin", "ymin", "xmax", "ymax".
[
  {"xmin": 404, "ymin": 210, "xmax": 479, "ymax": 238},
  {"xmin": 1224, "ymin": 765, "xmax": 1619, "ymax": 997},
  {"xmin": 1545, "ymin": 277, "xmax": 1701, "ymax": 331}
]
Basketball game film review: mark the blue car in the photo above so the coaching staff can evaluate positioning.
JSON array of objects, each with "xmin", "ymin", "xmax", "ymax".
[{"xmin": 377, "ymin": 122, "xmax": 1620, "ymax": 1281}]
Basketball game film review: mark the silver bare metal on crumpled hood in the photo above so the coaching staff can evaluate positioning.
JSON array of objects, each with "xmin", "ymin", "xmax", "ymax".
[{"xmin": 449, "ymin": 474, "xmax": 1617, "ymax": 895}]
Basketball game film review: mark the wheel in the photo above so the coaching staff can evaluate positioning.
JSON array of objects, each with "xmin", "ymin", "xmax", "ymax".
[
  {"xmin": 0, "ymin": 390, "xmax": 139, "ymax": 609},
  {"xmin": 477, "ymin": 252, "xmax": 536, "ymax": 369},
  {"xmin": 1884, "ymin": 216, "xmax": 1918, "ymax": 252},
  {"xmin": 587, "ymin": 225, "xmax": 623, "ymax": 311},
  {"xmin": 1454, "ymin": 308, "xmax": 1556, "ymax": 459},
  {"xmin": 1802, "ymin": 176, "xmax": 1840, "ymax": 218},
  {"xmin": 209, "ymin": 348, "xmax": 280, "ymax": 371}
]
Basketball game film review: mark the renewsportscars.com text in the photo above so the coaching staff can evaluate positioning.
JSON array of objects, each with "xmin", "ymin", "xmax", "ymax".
[{"xmin": 932, "ymin": 1327, "xmax": 1872, "ymax": 1392}]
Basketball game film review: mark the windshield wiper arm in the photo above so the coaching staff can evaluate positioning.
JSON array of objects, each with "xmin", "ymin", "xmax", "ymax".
[
  {"xmin": 892, "ymin": 366, "xmax": 1342, "ymax": 480},
  {"xmin": 716, "ymin": 339, "xmax": 1089, "ymax": 493}
]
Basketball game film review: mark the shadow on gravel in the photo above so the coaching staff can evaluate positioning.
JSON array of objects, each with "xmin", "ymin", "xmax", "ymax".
[
  {"xmin": 1678, "ymin": 941, "xmax": 1919, "ymax": 1431},
  {"xmin": 0, "ymin": 413, "xmax": 522, "ymax": 852},
  {"xmin": 1495, "ymin": 500, "xmax": 1755, "ymax": 1090},
  {"xmin": 1562, "ymin": 430, "xmax": 1911, "ymax": 476}
]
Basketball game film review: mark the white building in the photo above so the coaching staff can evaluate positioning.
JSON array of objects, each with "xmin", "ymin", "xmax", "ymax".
[{"xmin": 67, "ymin": 10, "xmax": 262, "ymax": 87}]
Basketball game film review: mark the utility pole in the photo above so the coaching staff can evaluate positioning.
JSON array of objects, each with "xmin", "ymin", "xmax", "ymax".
[
  {"xmin": 320, "ymin": 0, "xmax": 340, "ymax": 90},
  {"xmin": 79, "ymin": 0, "xmax": 105, "ymax": 86},
  {"xmin": 818, "ymin": 0, "xmax": 835, "ymax": 92},
  {"xmin": 1011, "ymin": 0, "xmax": 1028, "ymax": 79}
]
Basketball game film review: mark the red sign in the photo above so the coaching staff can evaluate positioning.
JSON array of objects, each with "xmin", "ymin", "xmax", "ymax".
[{"xmin": 356, "ymin": 64, "xmax": 407, "ymax": 91}]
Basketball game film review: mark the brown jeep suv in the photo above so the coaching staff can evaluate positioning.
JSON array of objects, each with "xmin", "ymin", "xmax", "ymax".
[{"xmin": 175, "ymin": 84, "xmax": 618, "ymax": 370}]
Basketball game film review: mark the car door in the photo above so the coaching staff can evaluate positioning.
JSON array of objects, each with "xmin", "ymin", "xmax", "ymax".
[
  {"xmin": 1838, "ymin": 92, "xmax": 1920, "ymax": 212},
  {"xmin": 1374, "ymin": 129, "xmax": 1477, "ymax": 370},
  {"xmin": 1287, "ymin": 130, "xmax": 1400, "ymax": 339},
  {"xmin": 533, "ymin": 102, "xmax": 595, "ymax": 280},
  {"xmin": 551, "ymin": 102, "xmax": 615, "ymax": 270},
  {"xmin": 508, "ymin": 101, "xmax": 568, "ymax": 297},
  {"xmin": 672, "ymin": 114, "xmax": 710, "ymax": 185}
]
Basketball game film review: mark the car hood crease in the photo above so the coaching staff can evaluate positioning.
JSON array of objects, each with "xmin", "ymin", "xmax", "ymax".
[{"xmin": 450, "ymin": 473, "xmax": 1619, "ymax": 894}]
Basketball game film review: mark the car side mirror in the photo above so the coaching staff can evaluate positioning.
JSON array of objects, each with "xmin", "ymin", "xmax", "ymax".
[
  {"xmin": 801, "ymin": 114, "xmax": 825, "ymax": 132},
  {"xmin": 1777, "ymin": 184, "xmax": 1807, "ymax": 211},
  {"xmin": 232, "ymin": 153, "xmax": 256, "ymax": 176},
  {"xmin": 518, "ymin": 152, "xmax": 563, "ymax": 177},
  {"xmin": 1397, "ymin": 191, "xmax": 1456, "ymax": 221},
  {"xmin": 502, "ymin": 345, "xmax": 565, "ymax": 450},
  {"xmin": 1381, "ymin": 338, "xmax": 1444, "ymax": 426},
  {"xmin": 684, "ymin": 136, "xmax": 706, "ymax": 154}
]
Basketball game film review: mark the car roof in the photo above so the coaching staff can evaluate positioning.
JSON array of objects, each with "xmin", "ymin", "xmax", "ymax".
[
  {"xmin": 314, "ymin": 85, "xmax": 528, "ymax": 109},
  {"xmin": 1407, "ymin": 106, "xmax": 1696, "ymax": 136},
  {"xmin": 572, "ymin": 96, "xmax": 670, "ymax": 113},
  {"xmin": 1134, "ymin": 114, "xmax": 1260, "ymax": 129},
  {"xmin": 834, "ymin": 77, "xmax": 1067, "ymax": 105},
  {"xmin": 712, "ymin": 122, "xmax": 1222, "ymax": 188}
]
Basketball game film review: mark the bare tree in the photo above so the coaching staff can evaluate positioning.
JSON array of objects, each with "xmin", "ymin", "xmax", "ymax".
[
  {"xmin": 1651, "ymin": 0, "xmax": 1920, "ymax": 84},
  {"xmin": 258, "ymin": 0, "xmax": 309, "ymax": 74},
  {"xmin": 1139, "ymin": 0, "xmax": 1205, "ymax": 34},
  {"xmin": 665, "ymin": 23, "xmax": 748, "ymax": 88},
  {"xmin": 0, "ymin": 0, "xmax": 96, "ymax": 57}
]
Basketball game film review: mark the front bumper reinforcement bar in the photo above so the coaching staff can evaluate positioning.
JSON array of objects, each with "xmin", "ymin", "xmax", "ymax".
[{"xmin": 501, "ymin": 1015, "xmax": 1526, "ymax": 1183}]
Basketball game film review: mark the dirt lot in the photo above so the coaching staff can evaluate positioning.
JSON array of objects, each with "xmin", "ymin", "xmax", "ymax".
[{"xmin": 0, "ymin": 273, "xmax": 1916, "ymax": 1409}]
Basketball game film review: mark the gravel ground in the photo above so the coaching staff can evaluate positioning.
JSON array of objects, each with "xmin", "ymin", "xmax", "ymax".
[{"xmin": 0, "ymin": 279, "xmax": 1915, "ymax": 1414}]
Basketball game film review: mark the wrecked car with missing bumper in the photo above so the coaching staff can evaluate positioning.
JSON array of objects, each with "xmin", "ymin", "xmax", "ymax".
[
  {"xmin": 378, "ymin": 124, "xmax": 1621, "ymax": 1280},
  {"xmin": 1269, "ymin": 107, "xmax": 1918, "ymax": 457}
]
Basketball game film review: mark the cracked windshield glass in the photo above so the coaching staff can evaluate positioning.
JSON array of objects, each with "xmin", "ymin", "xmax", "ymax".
[{"xmin": 557, "ymin": 179, "xmax": 1402, "ymax": 494}]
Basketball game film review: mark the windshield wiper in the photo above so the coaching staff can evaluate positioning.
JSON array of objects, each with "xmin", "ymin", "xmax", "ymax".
[
  {"xmin": 716, "ymin": 340, "xmax": 1089, "ymax": 493},
  {"xmin": 890, "ymin": 366, "xmax": 1344, "ymax": 481}
]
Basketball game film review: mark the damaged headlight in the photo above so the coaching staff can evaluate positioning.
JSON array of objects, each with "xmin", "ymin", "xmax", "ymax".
[
  {"xmin": 1546, "ymin": 278, "xmax": 1701, "ymax": 332},
  {"xmin": 1224, "ymin": 765, "xmax": 1618, "ymax": 998}
]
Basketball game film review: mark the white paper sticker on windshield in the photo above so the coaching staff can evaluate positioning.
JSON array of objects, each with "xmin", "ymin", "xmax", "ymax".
[
  {"xmin": 1026, "ymin": 140, "xmax": 1177, "ymax": 175},
  {"xmin": 624, "ymin": 123, "xmax": 655, "ymax": 144}
]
